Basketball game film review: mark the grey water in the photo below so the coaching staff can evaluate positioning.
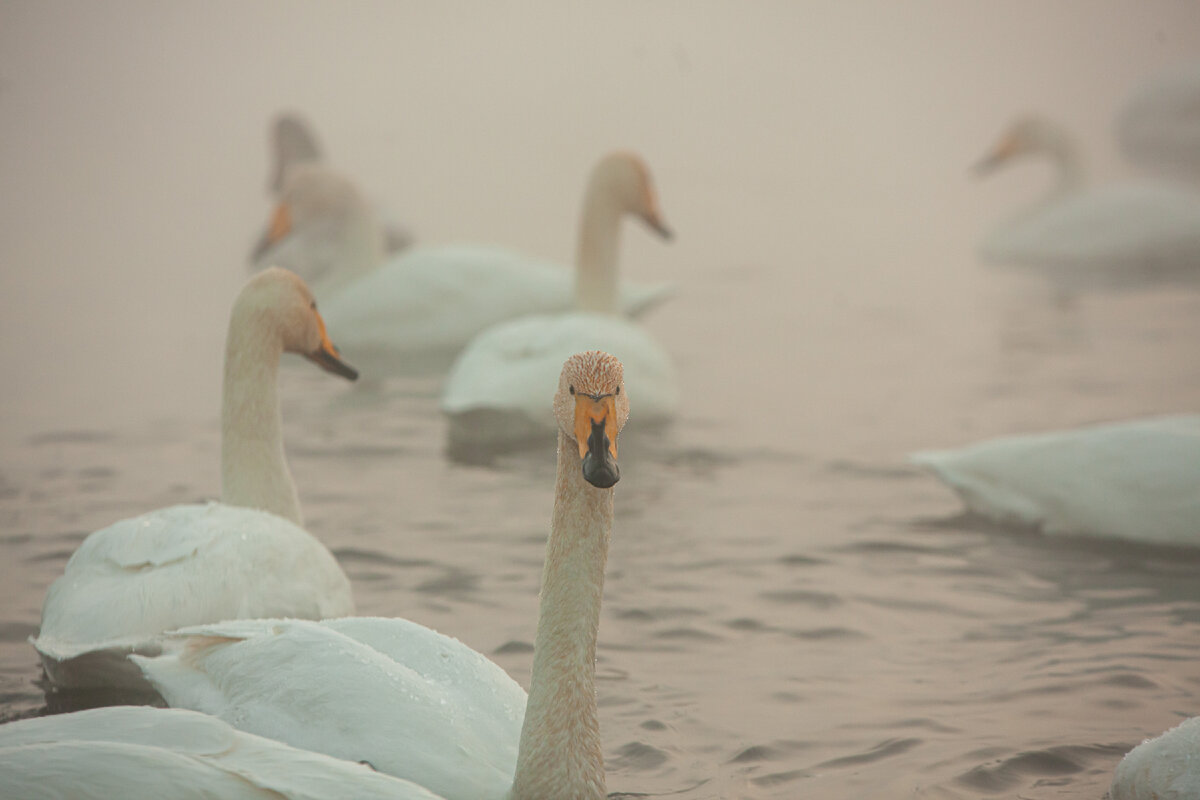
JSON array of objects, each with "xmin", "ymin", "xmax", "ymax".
[{"xmin": 3, "ymin": 3, "xmax": 1200, "ymax": 797}]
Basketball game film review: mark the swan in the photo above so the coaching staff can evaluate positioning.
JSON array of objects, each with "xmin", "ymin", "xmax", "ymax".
[
  {"xmin": 260, "ymin": 110, "xmax": 414, "ymax": 256},
  {"xmin": 910, "ymin": 415, "xmax": 1200, "ymax": 545},
  {"xmin": 1110, "ymin": 716, "xmax": 1200, "ymax": 799},
  {"xmin": 441, "ymin": 153, "xmax": 678, "ymax": 452},
  {"xmin": 250, "ymin": 154, "xmax": 675, "ymax": 376},
  {"xmin": 131, "ymin": 350, "xmax": 631, "ymax": 799},
  {"xmin": 974, "ymin": 115, "xmax": 1200, "ymax": 288},
  {"xmin": 1115, "ymin": 61, "xmax": 1200, "ymax": 183},
  {"xmin": 0, "ymin": 705, "xmax": 442, "ymax": 800},
  {"xmin": 31, "ymin": 267, "xmax": 359, "ymax": 690}
]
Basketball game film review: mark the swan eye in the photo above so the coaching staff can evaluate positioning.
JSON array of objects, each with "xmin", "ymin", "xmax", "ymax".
[
  {"xmin": 310, "ymin": 301, "xmax": 318, "ymax": 311},
  {"xmin": 569, "ymin": 385, "xmax": 575, "ymax": 395},
  {"xmin": 615, "ymin": 386, "xmax": 620, "ymax": 395}
]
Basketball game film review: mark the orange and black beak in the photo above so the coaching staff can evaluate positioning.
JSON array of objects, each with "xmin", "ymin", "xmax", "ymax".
[
  {"xmin": 250, "ymin": 202, "xmax": 293, "ymax": 263},
  {"xmin": 641, "ymin": 209, "xmax": 673, "ymax": 241},
  {"xmin": 574, "ymin": 392, "xmax": 620, "ymax": 488},
  {"xmin": 972, "ymin": 135, "xmax": 1018, "ymax": 177},
  {"xmin": 304, "ymin": 311, "xmax": 358, "ymax": 381}
]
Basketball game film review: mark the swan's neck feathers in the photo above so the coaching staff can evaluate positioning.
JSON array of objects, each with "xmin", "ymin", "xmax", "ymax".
[
  {"xmin": 220, "ymin": 312, "xmax": 302, "ymax": 526},
  {"xmin": 575, "ymin": 184, "xmax": 624, "ymax": 315},
  {"xmin": 510, "ymin": 431, "xmax": 612, "ymax": 800},
  {"xmin": 1043, "ymin": 133, "xmax": 1086, "ymax": 200}
]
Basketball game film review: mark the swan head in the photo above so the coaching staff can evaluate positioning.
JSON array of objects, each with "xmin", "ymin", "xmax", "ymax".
[
  {"xmin": 554, "ymin": 351, "xmax": 629, "ymax": 489},
  {"xmin": 973, "ymin": 115, "xmax": 1073, "ymax": 176},
  {"xmin": 251, "ymin": 163, "xmax": 374, "ymax": 263},
  {"xmin": 590, "ymin": 151, "xmax": 672, "ymax": 240},
  {"xmin": 235, "ymin": 267, "xmax": 359, "ymax": 381},
  {"xmin": 268, "ymin": 112, "xmax": 322, "ymax": 194}
]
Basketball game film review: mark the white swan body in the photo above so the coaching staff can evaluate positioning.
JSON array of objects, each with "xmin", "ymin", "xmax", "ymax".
[
  {"xmin": 134, "ymin": 351, "xmax": 631, "ymax": 800},
  {"xmin": 135, "ymin": 617, "xmax": 526, "ymax": 800},
  {"xmin": 0, "ymin": 705, "xmax": 442, "ymax": 800},
  {"xmin": 911, "ymin": 415, "xmax": 1200, "ymax": 545},
  {"xmin": 442, "ymin": 153, "xmax": 678, "ymax": 449},
  {"xmin": 252, "ymin": 161, "xmax": 674, "ymax": 375},
  {"xmin": 31, "ymin": 268, "xmax": 359, "ymax": 689},
  {"xmin": 976, "ymin": 115, "xmax": 1200, "ymax": 287},
  {"xmin": 1115, "ymin": 61, "xmax": 1200, "ymax": 183},
  {"xmin": 1110, "ymin": 716, "xmax": 1200, "ymax": 800},
  {"xmin": 443, "ymin": 312, "xmax": 676, "ymax": 448}
]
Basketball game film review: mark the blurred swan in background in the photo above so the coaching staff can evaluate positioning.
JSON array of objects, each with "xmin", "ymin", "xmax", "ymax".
[
  {"xmin": 1110, "ymin": 716, "xmax": 1200, "ymax": 800},
  {"xmin": 442, "ymin": 151, "xmax": 678, "ymax": 454},
  {"xmin": 911, "ymin": 415, "xmax": 1200, "ymax": 546},
  {"xmin": 260, "ymin": 111, "xmax": 414, "ymax": 257},
  {"xmin": 251, "ymin": 159, "xmax": 675, "ymax": 376},
  {"xmin": 1115, "ymin": 61, "xmax": 1200, "ymax": 183},
  {"xmin": 975, "ymin": 115, "xmax": 1200, "ymax": 289},
  {"xmin": 31, "ymin": 268, "xmax": 358, "ymax": 690},
  {"xmin": 133, "ymin": 352, "xmax": 632, "ymax": 800},
  {"xmin": 0, "ymin": 706, "xmax": 441, "ymax": 800}
]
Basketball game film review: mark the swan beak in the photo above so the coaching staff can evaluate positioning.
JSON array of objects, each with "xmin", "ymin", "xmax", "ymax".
[
  {"xmin": 972, "ymin": 136, "xmax": 1016, "ymax": 176},
  {"xmin": 250, "ymin": 202, "xmax": 293, "ymax": 263},
  {"xmin": 642, "ymin": 211, "xmax": 673, "ymax": 241},
  {"xmin": 304, "ymin": 312, "xmax": 359, "ymax": 381},
  {"xmin": 575, "ymin": 394, "xmax": 620, "ymax": 488}
]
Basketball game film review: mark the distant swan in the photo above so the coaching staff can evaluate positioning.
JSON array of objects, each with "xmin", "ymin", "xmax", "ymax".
[
  {"xmin": 1110, "ymin": 715, "xmax": 1200, "ymax": 799},
  {"xmin": 1115, "ymin": 61, "xmax": 1200, "ymax": 183},
  {"xmin": 0, "ymin": 706, "xmax": 441, "ymax": 800},
  {"xmin": 250, "ymin": 158, "xmax": 674, "ymax": 376},
  {"xmin": 974, "ymin": 115, "xmax": 1200, "ymax": 288},
  {"xmin": 133, "ymin": 351, "xmax": 633, "ymax": 799},
  {"xmin": 911, "ymin": 415, "xmax": 1200, "ymax": 545},
  {"xmin": 31, "ymin": 268, "xmax": 359, "ymax": 690},
  {"xmin": 259, "ymin": 110, "xmax": 414, "ymax": 257},
  {"xmin": 442, "ymin": 152, "xmax": 679, "ymax": 452}
]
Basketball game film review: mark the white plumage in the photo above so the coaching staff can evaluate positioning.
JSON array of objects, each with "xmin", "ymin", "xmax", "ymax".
[
  {"xmin": 911, "ymin": 415, "xmax": 1200, "ymax": 545},
  {"xmin": 1110, "ymin": 716, "xmax": 1200, "ymax": 800},
  {"xmin": 0, "ymin": 705, "xmax": 441, "ymax": 800}
]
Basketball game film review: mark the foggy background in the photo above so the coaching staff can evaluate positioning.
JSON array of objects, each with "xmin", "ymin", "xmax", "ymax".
[{"xmin": 3, "ymin": 2, "xmax": 1199, "ymax": 451}]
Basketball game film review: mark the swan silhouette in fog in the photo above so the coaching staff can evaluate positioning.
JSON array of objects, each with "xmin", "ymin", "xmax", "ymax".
[
  {"xmin": 1110, "ymin": 715, "xmax": 1200, "ymax": 799},
  {"xmin": 130, "ymin": 351, "xmax": 630, "ymax": 800},
  {"xmin": 442, "ymin": 152, "xmax": 678, "ymax": 452},
  {"xmin": 911, "ymin": 415, "xmax": 1200, "ymax": 545},
  {"xmin": 260, "ymin": 111, "xmax": 414, "ymax": 255},
  {"xmin": 1115, "ymin": 61, "xmax": 1200, "ymax": 183},
  {"xmin": 250, "ymin": 158, "xmax": 674, "ymax": 376},
  {"xmin": 31, "ymin": 268, "xmax": 358, "ymax": 690},
  {"xmin": 974, "ymin": 115, "xmax": 1200, "ymax": 288}
]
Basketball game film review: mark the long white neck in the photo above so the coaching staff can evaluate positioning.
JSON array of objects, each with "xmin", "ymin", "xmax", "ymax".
[
  {"xmin": 1040, "ymin": 131, "xmax": 1086, "ymax": 201},
  {"xmin": 574, "ymin": 180, "xmax": 624, "ymax": 315},
  {"xmin": 219, "ymin": 313, "xmax": 303, "ymax": 526},
  {"xmin": 510, "ymin": 430, "xmax": 611, "ymax": 800}
]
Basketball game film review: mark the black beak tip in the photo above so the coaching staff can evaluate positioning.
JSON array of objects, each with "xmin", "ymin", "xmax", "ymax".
[{"xmin": 582, "ymin": 452, "xmax": 620, "ymax": 488}]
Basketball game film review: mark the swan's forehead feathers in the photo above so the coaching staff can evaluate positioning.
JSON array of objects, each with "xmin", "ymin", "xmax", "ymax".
[
  {"xmin": 562, "ymin": 350, "xmax": 624, "ymax": 395},
  {"xmin": 242, "ymin": 267, "xmax": 315, "ymax": 314}
]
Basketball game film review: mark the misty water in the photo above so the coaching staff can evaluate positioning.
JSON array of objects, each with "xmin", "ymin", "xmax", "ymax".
[{"xmin": 3, "ymin": 3, "xmax": 1200, "ymax": 798}]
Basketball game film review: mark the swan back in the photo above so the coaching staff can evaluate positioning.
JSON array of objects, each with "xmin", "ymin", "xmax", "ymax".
[
  {"xmin": 911, "ymin": 415, "xmax": 1200, "ymax": 544},
  {"xmin": 1110, "ymin": 716, "xmax": 1200, "ymax": 800},
  {"xmin": 134, "ymin": 617, "xmax": 526, "ymax": 800},
  {"xmin": 32, "ymin": 503, "xmax": 355, "ymax": 688},
  {"xmin": 0, "ymin": 705, "xmax": 442, "ymax": 800}
]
